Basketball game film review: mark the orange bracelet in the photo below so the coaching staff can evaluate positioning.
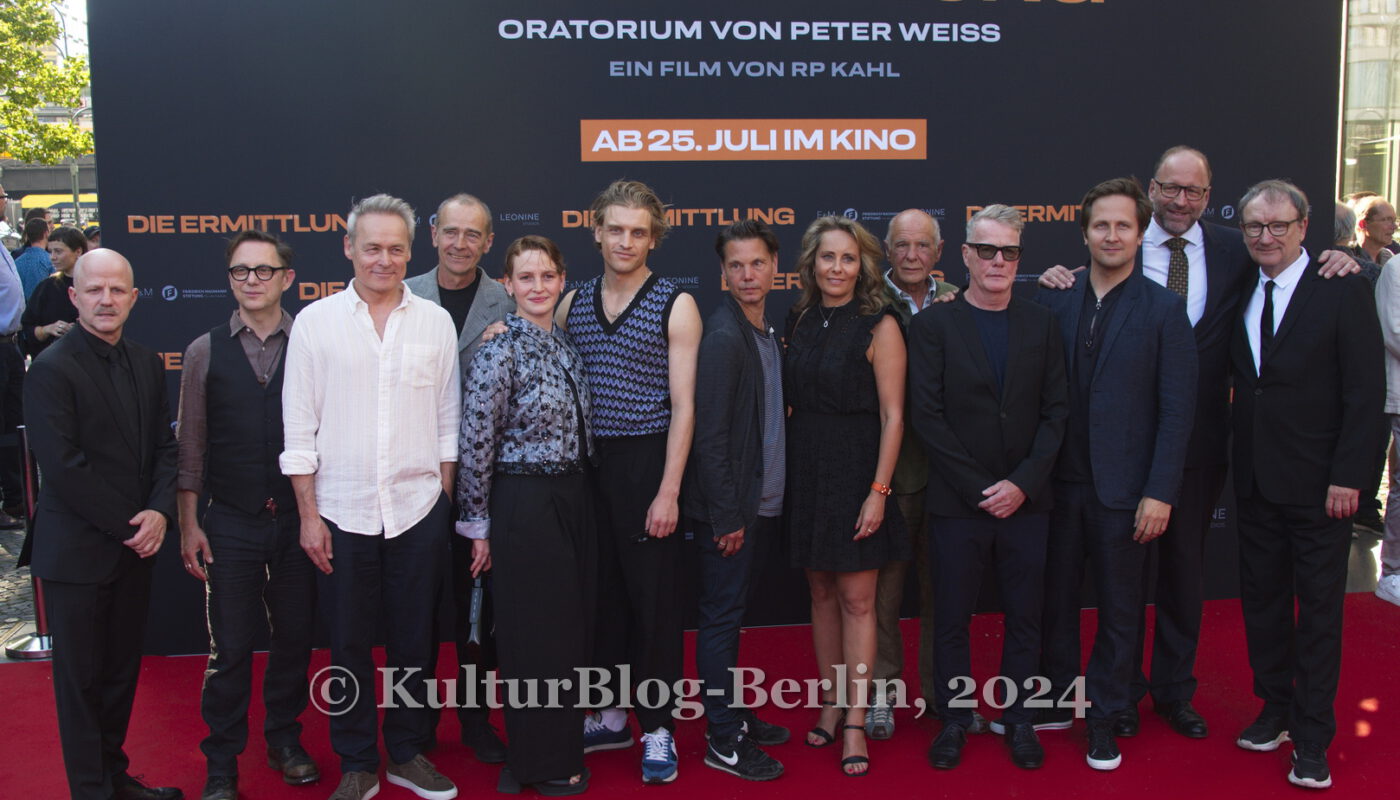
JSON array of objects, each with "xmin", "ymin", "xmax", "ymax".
[{"xmin": 870, "ymin": 482, "xmax": 892, "ymax": 496}]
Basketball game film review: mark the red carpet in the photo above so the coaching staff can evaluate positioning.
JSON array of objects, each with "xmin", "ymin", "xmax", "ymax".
[{"xmin": 3, "ymin": 595, "xmax": 1397, "ymax": 798}]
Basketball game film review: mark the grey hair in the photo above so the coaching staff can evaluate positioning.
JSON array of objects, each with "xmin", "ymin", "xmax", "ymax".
[
  {"xmin": 966, "ymin": 204, "xmax": 1024, "ymax": 240},
  {"xmin": 1334, "ymin": 202, "xmax": 1357, "ymax": 246},
  {"xmin": 1239, "ymin": 180, "xmax": 1309, "ymax": 222},
  {"xmin": 347, "ymin": 194, "xmax": 416, "ymax": 241},
  {"xmin": 435, "ymin": 193, "xmax": 493, "ymax": 237}
]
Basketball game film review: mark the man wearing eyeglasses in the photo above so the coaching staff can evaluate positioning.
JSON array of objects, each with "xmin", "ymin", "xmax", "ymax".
[
  {"xmin": 404, "ymin": 194, "xmax": 512, "ymax": 764},
  {"xmin": 1229, "ymin": 180, "xmax": 1382, "ymax": 790},
  {"xmin": 1034, "ymin": 178, "xmax": 1196, "ymax": 772},
  {"xmin": 1038, "ymin": 148, "xmax": 1357, "ymax": 744},
  {"xmin": 912, "ymin": 205, "xmax": 1067, "ymax": 771},
  {"xmin": 176, "ymin": 229, "xmax": 318, "ymax": 800}
]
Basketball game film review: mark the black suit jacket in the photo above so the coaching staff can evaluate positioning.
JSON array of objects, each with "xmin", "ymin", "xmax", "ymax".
[
  {"xmin": 1230, "ymin": 263, "xmax": 1385, "ymax": 505},
  {"xmin": 908, "ymin": 294, "xmax": 1068, "ymax": 517},
  {"xmin": 681, "ymin": 296, "xmax": 774, "ymax": 534},
  {"xmin": 1035, "ymin": 272, "xmax": 1198, "ymax": 510},
  {"xmin": 21, "ymin": 326, "xmax": 178, "ymax": 584}
]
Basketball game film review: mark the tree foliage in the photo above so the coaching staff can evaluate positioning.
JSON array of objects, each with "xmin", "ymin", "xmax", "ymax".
[{"xmin": 0, "ymin": 0, "xmax": 93, "ymax": 164}]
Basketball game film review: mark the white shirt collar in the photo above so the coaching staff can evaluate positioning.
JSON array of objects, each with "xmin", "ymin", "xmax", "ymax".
[
  {"xmin": 1144, "ymin": 218, "xmax": 1204, "ymax": 249},
  {"xmin": 1259, "ymin": 250, "xmax": 1309, "ymax": 291}
]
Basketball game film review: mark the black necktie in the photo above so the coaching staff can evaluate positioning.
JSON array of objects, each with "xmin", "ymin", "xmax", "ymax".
[{"xmin": 1260, "ymin": 280, "xmax": 1276, "ymax": 366}]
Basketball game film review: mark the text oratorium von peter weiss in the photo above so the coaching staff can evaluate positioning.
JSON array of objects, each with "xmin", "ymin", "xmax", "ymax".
[{"xmin": 580, "ymin": 119, "xmax": 926, "ymax": 162}]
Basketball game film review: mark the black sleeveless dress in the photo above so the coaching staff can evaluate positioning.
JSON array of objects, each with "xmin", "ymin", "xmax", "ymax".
[{"xmin": 784, "ymin": 301, "xmax": 909, "ymax": 572}]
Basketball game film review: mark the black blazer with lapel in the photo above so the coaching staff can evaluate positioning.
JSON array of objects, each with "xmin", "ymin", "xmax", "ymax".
[
  {"xmin": 908, "ymin": 294, "xmax": 1068, "ymax": 518},
  {"xmin": 1230, "ymin": 263, "xmax": 1385, "ymax": 505},
  {"xmin": 682, "ymin": 296, "xmax": 771, "ymax": 534},
  {"xmin": 1035, "ymin": 271, "xmax": 1198, "ymax": 510},
  {"xmin": 22, "ymin": 327, "xmax": 178, "ymax": 584}
]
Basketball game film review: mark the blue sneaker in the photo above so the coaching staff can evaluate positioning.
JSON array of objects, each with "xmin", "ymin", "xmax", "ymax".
[
  {"xmin": 583, "ymin": 712, "xmax": 634, "ymax": 753},
  {"xmin": 640, "ymin": 727, "xmax": 679, "ymax": 784}
]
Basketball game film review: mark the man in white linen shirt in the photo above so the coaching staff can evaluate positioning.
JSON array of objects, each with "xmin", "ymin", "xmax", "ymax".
[{"xmin": 280, "ymin": 194, "xmax": 462, "ymax": 800}]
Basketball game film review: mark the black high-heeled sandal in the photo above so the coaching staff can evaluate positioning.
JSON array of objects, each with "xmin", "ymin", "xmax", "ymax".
[
  {"xmin": 806, "ymin": 700, "xmax": 846, "ymax": 747},
  {"xmin": 840, "ymin": 724, "xmax": 870, "ymax": 777}
]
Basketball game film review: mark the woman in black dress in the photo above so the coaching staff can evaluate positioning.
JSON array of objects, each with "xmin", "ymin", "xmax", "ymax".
[
  {"xmin": 22, "ymin": 225, "xmax": 85, "ymax": 357},
  {"xmin": 458, "ymin": 235, "xmax": 595, "ymax": 796},
  {"xmin": 785, "ymin": 216, "xmax": 908, "ymax": 776}
]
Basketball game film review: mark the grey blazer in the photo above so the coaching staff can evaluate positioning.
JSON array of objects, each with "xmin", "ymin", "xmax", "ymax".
[{"xmin": 405, "ymin": 266, "xmax": 514, "ymax": 377}]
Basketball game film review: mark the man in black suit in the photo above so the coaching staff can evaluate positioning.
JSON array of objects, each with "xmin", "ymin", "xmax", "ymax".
[
  {"xmin": 1229, "ymin": 180, "xmax": 1383, "ymax": 790},
  {"xmin": 683, "ymin": 219, "xmax": 789, "ymax": 782},
  {"xmin": 912, "ymin": 204, "xmax": 1067, "ymax": 771},
  {"xmin": 1037, "ymin": 148, "xmax": 1358, "ymax": 741},
  {"xmin": 1035, "ymin": 178, "xmax": 1197, "ymax": 772},
  {"xmin": 24, "ymin": 249, "xmax": 181, "ymax": 800}
]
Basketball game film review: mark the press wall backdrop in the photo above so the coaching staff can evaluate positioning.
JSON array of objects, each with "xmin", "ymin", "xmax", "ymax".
[{"xmin": 86, "ymin": 0, "xmax": 1344, "ymax": 655}]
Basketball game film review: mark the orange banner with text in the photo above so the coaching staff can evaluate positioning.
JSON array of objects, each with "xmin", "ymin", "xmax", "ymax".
[{"xmin": 580, "ymin": 119, "xmax": 926, "ymax": 162}]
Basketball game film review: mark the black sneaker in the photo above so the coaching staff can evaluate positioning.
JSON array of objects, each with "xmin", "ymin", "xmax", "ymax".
[
  {"xmin": 741, "ymin": 711, "xmax": 792, "ymax": 746},
  {"xmin": 1005, "ymin": 723, "xmax": 1044, "ymax": 769},
  {"xmin": 927, "ymin": 723, "xmax": 967, "ymax": 770},
  {"xmin": 1237, "ymin": 710, "xmax": 1289, "ymax": 752},
  {"xmin": 1289, "ymin": 742, "xmax": 1332, "ymax": 789},
  {"xmin": 1085, "ymin": 721, "xmax": 1121, "ymax": 771},
  {"xmin": 990, "ymin": 706, "xmax": 1074, "ymax": 735},
  {"xmin": 704, "ymin": 734, "xmax": 783, "ymax": 781}
]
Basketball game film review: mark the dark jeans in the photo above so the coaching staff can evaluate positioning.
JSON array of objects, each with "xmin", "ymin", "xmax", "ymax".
[
  {"xmin": 199, "ymin": 500, "xmax": 316, "ymax": 776},
  {"xmin": 319, "ymin": 492, "xmax": 450, "ymax": 772},
  {"xmin": 1237, "ymin": 493, "xmax": 1350, "ymax": 749},
  {"xmin": 0, "ymin": 339, "xmax": 23, "ymax": 509},
  {"xmin": 930, "ymin": 512, "xmax": 1048, "ymax": 726},
  {"xmin": 591, "ymin": 434, "xmax": 683, "ymax": 733},
  {"xmin": 694, "ymin": 515, "xmax": 778, "ymax": 738},
  {"xmin": 1041, "ymin": 480, "xmax": 1147, "ymax": 721}
]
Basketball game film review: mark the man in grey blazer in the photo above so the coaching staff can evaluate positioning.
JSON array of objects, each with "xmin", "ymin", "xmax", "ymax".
[{"xmin": 404, "ymin": 193, "xmax": 513, "ymax": 762}]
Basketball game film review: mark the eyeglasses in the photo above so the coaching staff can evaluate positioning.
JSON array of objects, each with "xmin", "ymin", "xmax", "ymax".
[
  {"xmin": 965, "ymin": 243, "xmax": 1023, "ymax": 261},
  {"xmin": 228, "ymin": 264, "xmax": 288, "ymax": 281},
  {"xmin": 1240, "ymin": 219, "xmax": 1300, "ymax": 238},
  {"xmin": 1152, "ymin": 180, "xmax": 1209, "ymax": 202}
]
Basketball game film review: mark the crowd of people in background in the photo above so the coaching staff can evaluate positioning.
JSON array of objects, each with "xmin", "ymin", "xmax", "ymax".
[{"xmin": 6, "ymin": 147, "xmax": 1399, "ymax": 800}]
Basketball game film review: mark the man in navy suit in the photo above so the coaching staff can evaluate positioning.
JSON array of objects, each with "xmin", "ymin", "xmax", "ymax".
[
  {"xmin": 1035, "ymin": 178, "xmax": 1197, "ymax": 772},
  {"xmin": 1229, "ymin": 180, "xmax": 1383, "ymax": 790}
]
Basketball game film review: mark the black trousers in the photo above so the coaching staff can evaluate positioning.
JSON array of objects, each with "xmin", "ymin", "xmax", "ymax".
[
  {"xmin": 0, "ymin": 339, "xmax": 23, "ymax": 509},
  {"xmin": 1237, "ymin": 493, "xmax": 1350, "ymax": 749},
  {"xmin": 319, "ymin": 493, "xmax": 449, "ymax": 772},
  {"xmin": 590, "ymin": 433, "xmax": 683, "ymax": 733},
  {"xmin": 492, "ymin": 471, "xmax": 597, "ymax": 784},
  {"xmin": 1041, "ymin": 481, "xmax": 1147, "ymax": 721},
  {"xmin": 1132, "ymin": 463, "xmax": 1227, "ymax": 705},
  {"xmin": 930, "ymin": 513, "xmax": 1048, "ymax": 726},
  {"xmin": 45, "ymin": 561, "xmax": 152, "ymax": 800},
  {"xmin": 199, "ymin": 500, "xmax": 316, "ymax": 776}
]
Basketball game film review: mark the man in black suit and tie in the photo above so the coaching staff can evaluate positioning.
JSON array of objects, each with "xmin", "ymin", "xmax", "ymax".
[
  {"xmin": 1035, "ymin": 178, "xmax": 1197, "ymax": 772},
  {"xmin": 1229, "ymin": 180, "xmax": 1383, "ymax": 790},
  {"xmin": 1038, "ymin": 148, "xmax": 1358, "ymax": 741},
  {"xmin": 912, "ymin": 205, "xmax": 1068, "ymax": 771},
  {"xmin": 24, "ymin": 249, "xmax": 181, "ymax": 800}
]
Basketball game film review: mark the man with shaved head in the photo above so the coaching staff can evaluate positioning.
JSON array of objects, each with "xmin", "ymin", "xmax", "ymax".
[
  {"xmin": 24, "ymin": 249, "xmax": 182, "ymax": 799},
  {"xmin": 867, "ymin": 209, "xmax": 957, "ymax": 739}
]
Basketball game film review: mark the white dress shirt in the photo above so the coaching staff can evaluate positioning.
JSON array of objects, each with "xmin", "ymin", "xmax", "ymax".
[
  {"xmin": 1142, "ymin": 219, "xmax": 1207, "ymax": 326},
  {"xmin": 1243, "ymin": 251, "xmax": 1310, "ymax": 374},
  {"xmin": 280, "ymin": 280, "xmax": 460, "ymax": 537}
]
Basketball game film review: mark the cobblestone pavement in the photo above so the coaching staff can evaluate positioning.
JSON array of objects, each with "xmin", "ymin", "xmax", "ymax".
[{"xmin": 0, "ymin": 527, "xmax": 34, "ymax": 626}]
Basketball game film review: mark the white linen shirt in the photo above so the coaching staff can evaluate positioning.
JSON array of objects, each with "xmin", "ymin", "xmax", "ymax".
[{"xmin": 279, "ymin": 280, "xmax": 460, "ymax": 537}]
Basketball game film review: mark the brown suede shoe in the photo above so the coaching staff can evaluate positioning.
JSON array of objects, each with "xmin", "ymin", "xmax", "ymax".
[{"xmin": 327, "ymin": 771, "xmax": 379, "ymax": 800}]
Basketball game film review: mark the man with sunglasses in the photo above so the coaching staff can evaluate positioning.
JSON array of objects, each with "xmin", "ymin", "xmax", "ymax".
[
  {"xmin": 176, "ymin": 230, "xmax": 318, "ymax": 800},
  {"xmin": 1229, "ymin": 180, "xmax": 1382, "ymax": 790},
  {"xmin": 912, "ymin": 205, "xmax": 1067, "ymax": 771},
  {"xmin": 1035, "ymin": 178, "xmax": 1197, "ymax": 773}
]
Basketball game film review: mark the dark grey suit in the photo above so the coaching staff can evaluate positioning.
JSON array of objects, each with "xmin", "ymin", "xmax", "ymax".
[{"xmin": 405, "ymin": 266, "xmax": 514, "ymax": 377}]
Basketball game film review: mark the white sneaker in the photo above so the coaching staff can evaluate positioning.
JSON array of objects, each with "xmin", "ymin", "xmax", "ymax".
[{"xmin": 1377, "ymin": 574, "xmax": 1400, "ymax": 607}]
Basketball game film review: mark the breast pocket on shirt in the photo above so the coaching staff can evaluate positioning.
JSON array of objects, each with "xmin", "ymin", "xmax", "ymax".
[{"xmin": 401, "ymin": 344, "xmax": 440, "ymax": 389}]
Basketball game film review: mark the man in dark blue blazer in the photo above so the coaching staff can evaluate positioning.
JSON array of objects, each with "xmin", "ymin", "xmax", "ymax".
[{"xmin": 1034, "ymin": 178, "xmax": 1197, "ymax": 773}]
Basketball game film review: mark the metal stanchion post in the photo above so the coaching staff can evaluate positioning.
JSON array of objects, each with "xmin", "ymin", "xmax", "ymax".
[{"xmin": 5, "ymin": 424, "xmax": 52, "ymax": 659}]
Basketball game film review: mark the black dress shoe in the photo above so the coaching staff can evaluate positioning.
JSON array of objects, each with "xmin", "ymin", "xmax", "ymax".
[
  {"xmin": 267, "ymin": 744, "xmax": 320, "ymax": 785},
  {"xmin": 1112, "ymin": 707, "xmax": 1139, "ymax": 738},
  {"xmin": 1004, "ymin": 723, "xmax": 1044, "ymax": 769},
  {"xmin": 463, "ymin": 717, "xmax": 508, "ymax": 764},
  {"xmin": 1156, "ymin": 700, "xmax": 1208, "ymax": 738},
  {"xmin": 200, "ymin": 775, "xmax": 237, "ymax": 800},
  {"xmin": 927, "ymin": 723, "xmax": 967, "ymax": 770},
  {"xmin": 112, "ymin": 772, "xmax": 183, "ymax": 800}
]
